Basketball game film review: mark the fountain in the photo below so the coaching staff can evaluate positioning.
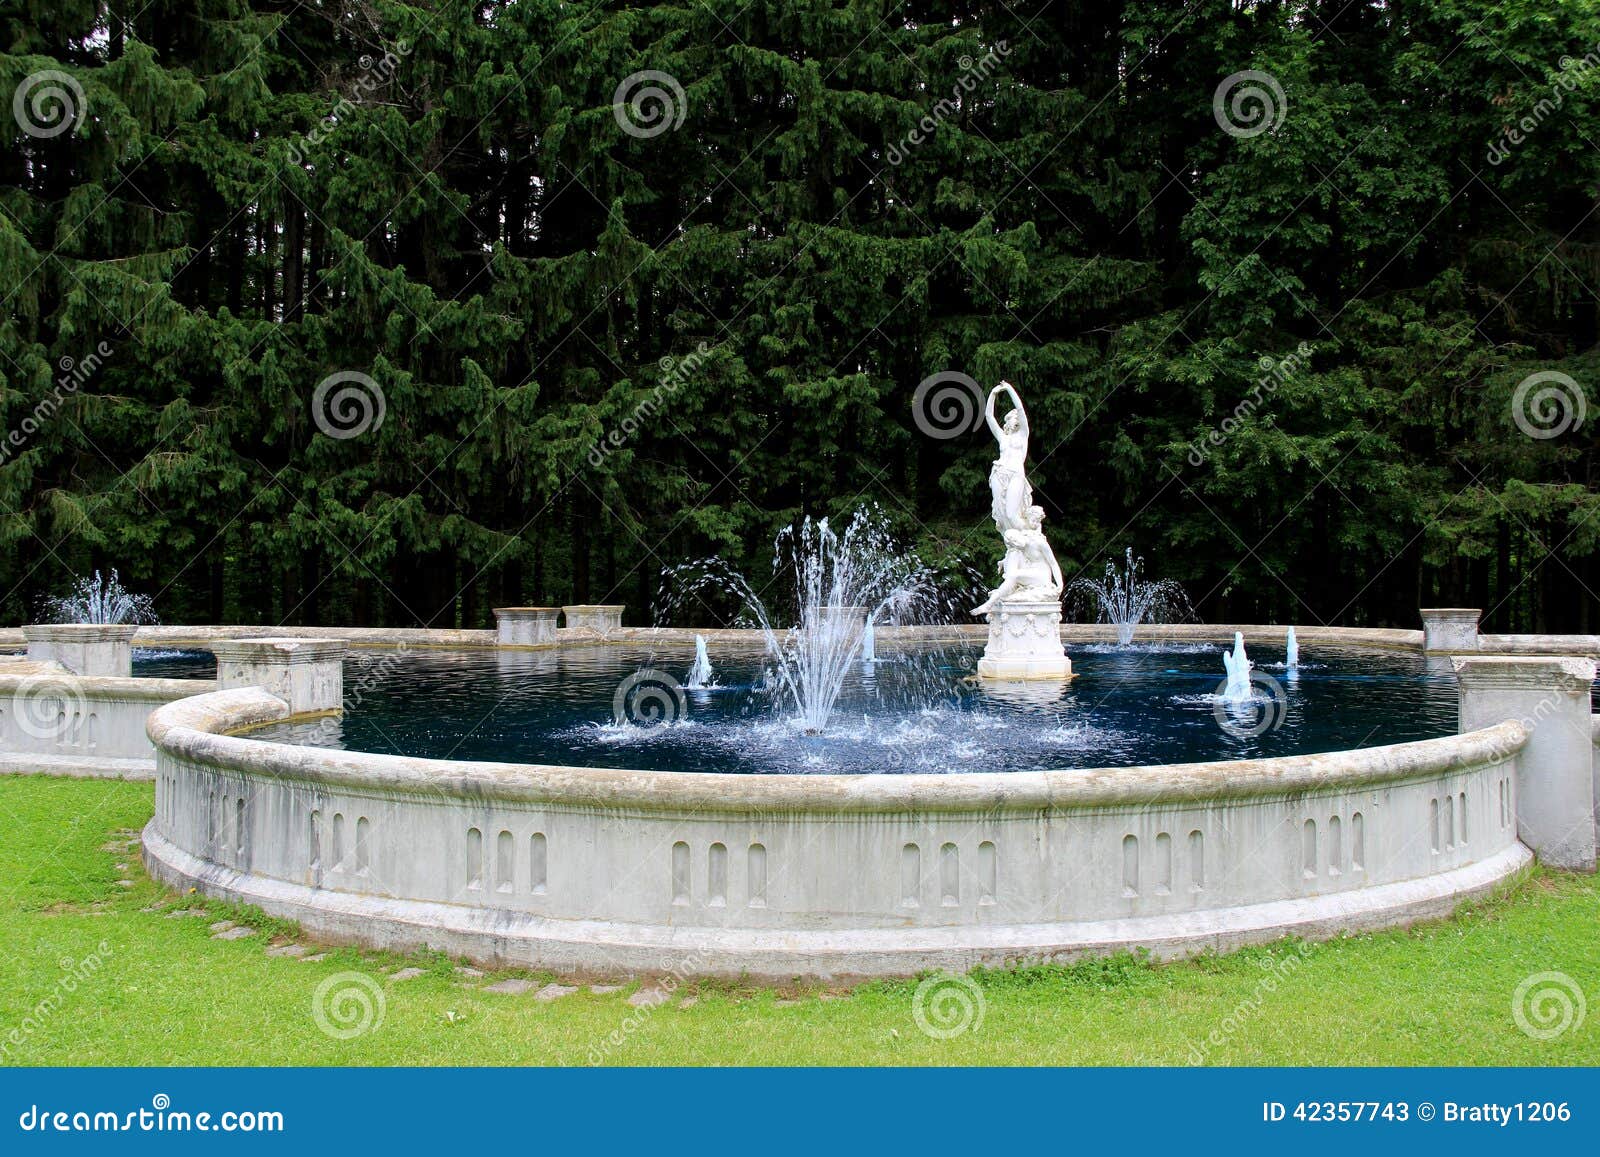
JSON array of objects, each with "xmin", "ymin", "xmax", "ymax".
[
  {"xmin": 1285, "ymin": 625, "xmax": 1299, "ymax": 671},
  {"xmin": 43, "ymin": 569, "xmax": 157, "ymax": 625},
  {"xmin": 861, "ymin": 613, "xmax": 876, "ymax": 662},
  {"xmin": 972, "ymin": 382, "xmax": 1072, "ymax": 680},
  {"xmin": 686, "ymin": 635, "xmax": 714, "ymax": 689},
  {"xmin": 1221, "ymin": 631, "xmax": 1252, "ymax": 701},
  {"xmin": 1067, "ymin": 547, "xmax": 1192, "ymax": 646},
  {"xmin": 663, "ymin": 508, "xmax": 936, "ymax": 734}
]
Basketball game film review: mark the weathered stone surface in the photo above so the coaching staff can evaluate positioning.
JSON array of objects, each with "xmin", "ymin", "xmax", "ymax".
[
  {"xmin": 535, "ymin": 983, "xmax": 578, "ymax": 1001},
  {"xmin": 211, "ymin": 925, "xmax": 255, "ymax": 940},
  {"xmin": 1421, "ymin": 608, "xmax": 1481, "ymax": 653},
  {"xmin": 133, "ymin": 649, "xmax": 1550, "ymax": 980},
  {"xmin": 493, "ymin": 608, "xmax": 560, "ymax": 646},
  {"xmin": 628, "ymin": 988, "xmax": 670, "ymax": 1008},
  {"xmin": 389, "ymin": 967, "xmax": 426, "ymax": 981},
  {"xmin": 1456, "ymin": 654, "xmax": 1599, "ymax": 870},
  {"xmin": 213, "ymin": 638, "xmax": 344, "ymax": 715},
  {"xmin": 23, "ymin": 624, "xmax": 137, "ymax": 677},
  {"xmin": 265, "ymin": 943, "xmax": 307, "ymax": 958}
]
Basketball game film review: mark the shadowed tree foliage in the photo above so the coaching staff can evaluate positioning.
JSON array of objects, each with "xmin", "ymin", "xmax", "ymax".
[{"xmin": 2, "ymin": 0, "xmax": 1597, "ymax": 631}]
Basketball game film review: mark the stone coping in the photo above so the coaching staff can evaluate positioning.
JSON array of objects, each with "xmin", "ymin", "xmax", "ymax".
[
  {"xmin": 6, "ymin": 622, "xmax": 1595, "ymax": 657},
  {"xmin": 0, "ymin": 672, "xmax": 216, "ymax": 702},
  {"xmin": 1478, "ymin": 633, "xmax": 1600, "ymax": 656},
  {"xmin": 212, "ymin": 638, "xmax": 348, "ymax": 660},
  {"xmin": 150, "ymin": 686, "xmax": 1527, "ymax": 815},
  {"xmin": 0, "ymin": 621, "xmax": 1426, "ymax": 652},
  {"xmin": 22, "ymin": 623, "xmax": 140, "ymax": 640},
  {"xmin": 1453, "ymin": 654, "xmax": 1598, "ymax": 692}
]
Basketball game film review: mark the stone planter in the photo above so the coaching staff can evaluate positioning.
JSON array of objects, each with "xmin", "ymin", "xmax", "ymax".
[
  {"xmin": 562, "ymin": 604, "xmax": 625, "ymax": 636},
  {"xmin": 212, "ymin": 638, "xmax": 346, "ymax": 716},
  {"xmin": 23, "ymin": 623, "xmax": 138, "ymax": 677},
  {"xmin": 493, "ymin": 607, "xmax": 561, "ymax": 646},
  {"xmin": 1420, "ymin": 607, "xmax": 1480, "ymax": 653}
]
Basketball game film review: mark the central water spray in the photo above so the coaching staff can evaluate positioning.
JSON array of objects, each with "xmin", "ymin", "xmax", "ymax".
[{"xmin": 661, "ymin": 508, "xmax": 939, "ymax": 734}]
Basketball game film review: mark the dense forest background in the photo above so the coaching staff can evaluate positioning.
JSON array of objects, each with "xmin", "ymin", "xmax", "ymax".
[{"xmin": 3, "ymin": 0, "xmax": 1599, "ymax": 631}]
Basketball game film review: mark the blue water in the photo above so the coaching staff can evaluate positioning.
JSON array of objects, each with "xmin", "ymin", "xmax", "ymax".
[
  {"xmin": 131, "ymin": 648, "xmax": 216, "ymax": 678},
  {"xmin": 250, "ymin": 642, "xmax": 1461, "ymax": 775}
]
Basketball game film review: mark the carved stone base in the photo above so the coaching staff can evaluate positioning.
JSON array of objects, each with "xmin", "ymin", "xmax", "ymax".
[{"xmin": 976, "ymin": 598, "xmax": 1073, "ymax": 680}]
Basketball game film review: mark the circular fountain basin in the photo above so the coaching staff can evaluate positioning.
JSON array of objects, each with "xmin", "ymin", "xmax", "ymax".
[
  {"xmin": 141, "ymin": 631, "xmax": 1534, "ymax": 979},
  {"xmin": 248, "ymin": 642, "xmax": 1457, "ymax": 773}
]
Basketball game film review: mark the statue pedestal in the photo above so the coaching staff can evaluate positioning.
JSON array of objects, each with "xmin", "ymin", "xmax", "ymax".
[{"xmin": 976, "ymin": 599, "xmax": 1072, "ymax": 680}]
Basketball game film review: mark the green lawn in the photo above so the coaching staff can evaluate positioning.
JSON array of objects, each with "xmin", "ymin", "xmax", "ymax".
[{"xmin": 1, "ymin": 775, "xmax": 1596, "ymax": 1066}]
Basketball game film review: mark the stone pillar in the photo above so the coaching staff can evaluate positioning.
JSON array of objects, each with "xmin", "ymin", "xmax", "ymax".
[
  {"xmin": 562, "ymin": 604, "xmax": 625, "ymax": 636},
  {"xmin": 1421, "ymin": 607, "xmax": 1480, "ymax": 653},
  {"xmin": 493, "ymin": 607, "xmax": 560, "ymax": 646},
  {"xmin": 976, "ymin": 600, "xmax": 1073, "ymax": 681},
  {"xmin": 213, "ymin": 638, "xmax": 346, "ymax": 716},
  {"xmin": 1455, "ymin": 655, "xmax": 1597, "ymax": 871},
  {"xmin": 23, "ymin": 624, "xmax": 137, "ymax": 677}
]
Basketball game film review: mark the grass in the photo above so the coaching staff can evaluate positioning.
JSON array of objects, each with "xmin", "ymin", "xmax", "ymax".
[{"xmin": 1, "ymin": 775, "xmax": 1596, "ymax": 1066}]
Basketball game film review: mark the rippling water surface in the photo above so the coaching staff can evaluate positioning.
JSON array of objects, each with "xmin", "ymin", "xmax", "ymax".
[{"xmin": 248, "ymin": 641, "xmax": 1461, "ymax": 775}]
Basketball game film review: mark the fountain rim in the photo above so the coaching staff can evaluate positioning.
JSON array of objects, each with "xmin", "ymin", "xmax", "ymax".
[{"xmin": 149, "ymin": 685, "xmax": 1527, "ymax": 815}]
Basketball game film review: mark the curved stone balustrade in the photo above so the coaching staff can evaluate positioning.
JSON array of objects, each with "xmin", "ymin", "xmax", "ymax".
[
  {"xmin": 0, "ymin": 672, "xmax": 217, "ymax": 778},
  {"xmin": 141, "ymin": 685, "xmax": 1534, "ymax": 979}
]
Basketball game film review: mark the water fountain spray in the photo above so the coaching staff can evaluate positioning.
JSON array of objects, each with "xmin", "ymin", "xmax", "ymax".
[
  {"xmin": 1067, "ymin": 548, "xmax": 1192, "ymax": 645},
  {"xmin": 43, "ymin": 570, "xmax": 157, "ymax": 626}
]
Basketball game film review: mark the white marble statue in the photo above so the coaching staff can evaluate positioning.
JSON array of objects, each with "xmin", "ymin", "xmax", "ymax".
[
  {"xmin": 986, "ymin": 381, "xmax": 1034, "ymax": 533},
  {"xmin": 973, "ymin": 506, "xmax": 1064, "ymax": 615},
  {"xmin": 973, "ymin": 383, "xmax": 1072, "ymax": 680}
]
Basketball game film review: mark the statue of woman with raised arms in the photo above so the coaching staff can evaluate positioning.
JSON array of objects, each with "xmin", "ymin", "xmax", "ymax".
[
  {"xmin": 972, "ymin": 381, "xmax": 1073, "ymax": 680},
  {"xmin": 986, "ymin": 381, "xmax": 1032, "ymax": 533}
]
